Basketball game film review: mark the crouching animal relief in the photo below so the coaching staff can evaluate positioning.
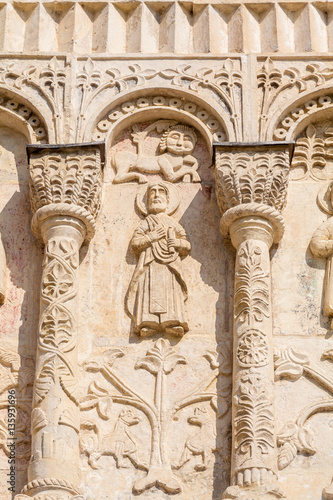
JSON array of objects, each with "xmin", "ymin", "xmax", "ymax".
[
  {"xmin": 80, "ymin": 409, "xmax": 147, "ymax": 470},
  {"xmin": 112, "ymin": 120, "xmax": 201, "ymax": 183}
]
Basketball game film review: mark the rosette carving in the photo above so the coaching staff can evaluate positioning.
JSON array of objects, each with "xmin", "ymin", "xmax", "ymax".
[{"xmin": 214, "ymin": 143, "xmax": 292, "ymax": 500}]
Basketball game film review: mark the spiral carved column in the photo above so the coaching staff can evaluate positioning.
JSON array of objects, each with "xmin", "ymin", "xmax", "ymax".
[
  {"xmin": 17, "ymin": 144, "xmax": 104, "ymax": 500},
  {"xmin": 214, "ymin": 143, "xmax": 293, "ymax": 500}
]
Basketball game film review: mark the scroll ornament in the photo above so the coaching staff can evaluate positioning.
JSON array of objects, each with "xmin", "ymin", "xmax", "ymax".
[
  {"xmin": 18, "ymin": 146, "xmax": 103, "ymax": 500},
  {"xmin": 214, "ymin": 144, "xmax": 291, "ymax": 499}
]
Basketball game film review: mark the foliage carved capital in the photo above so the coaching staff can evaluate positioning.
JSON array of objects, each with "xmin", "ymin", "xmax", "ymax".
[
  {"xmin": 28, "ymin": 144, "xmax": 104, "ymax": 243},
  {"xmin": 214, "ymin": 143, "xmax": 293, "ymax": 243}
]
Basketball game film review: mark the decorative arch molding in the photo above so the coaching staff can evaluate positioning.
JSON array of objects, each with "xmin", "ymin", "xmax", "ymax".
[
  {"xmin": 267, "ymin": 87, "xmax": 333, "ymax": 142},
  {"xmin": 82, "ymin": 87, "xmax": 233, "ymax": 155},
  {"xmin": 0, "ymin": 89, "xmax": 49, "ymax": 144},
  {"xmin": 0, "ymin": 57, "xmax": 70, "ymax": 143}
]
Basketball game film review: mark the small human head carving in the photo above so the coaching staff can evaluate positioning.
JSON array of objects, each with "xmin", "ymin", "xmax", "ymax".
[
  {"xmin": 159, "ymin": 125, "xmax": 197, "ymax": 155},
  {"xmin": 147, "ymin": 182, "xmax": 170, "ymax": 214}
]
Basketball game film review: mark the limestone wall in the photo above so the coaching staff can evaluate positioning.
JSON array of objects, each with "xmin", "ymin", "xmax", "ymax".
[{"xmin": 0, "ymin": 3, "xmax": 333, "ymax": 499}]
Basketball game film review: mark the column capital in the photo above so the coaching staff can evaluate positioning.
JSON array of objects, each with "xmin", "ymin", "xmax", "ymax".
[
  {"xmin": 214, "ymin": 142, "xmax": 293, "ymax": 245},
  {"xmin": 28, "ymin": 143, "xmax": 104, "ymax": 244}
]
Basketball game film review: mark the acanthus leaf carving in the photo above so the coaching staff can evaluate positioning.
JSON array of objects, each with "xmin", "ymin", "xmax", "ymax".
[
  {"xmin": 234, "ymin": 373, "xmax": 275, "ymax": 465},
  {"xmin": 277, "ymin": 422, "xmax": 316, "ymax": 470},
  {"xmin": 235, "ymin": 242, "xmax": 270, "ymax": 325}
]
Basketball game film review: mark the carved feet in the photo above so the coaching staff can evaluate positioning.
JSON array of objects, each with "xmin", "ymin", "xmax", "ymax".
[{"xmin": 222, "ymin": 484, "xmax": 286, "ymax": 499}]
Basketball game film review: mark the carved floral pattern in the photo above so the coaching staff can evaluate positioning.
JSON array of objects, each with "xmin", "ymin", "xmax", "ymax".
[
  {"xmin": 237, "ymin": 330, "xmax": 269, "ymax": 367},
  {"xmin": 234, "ymin": 372, "xmax": 275, "ymax": 464},
  {"xmin": 235, "ymin": 243, "xmax": 270, "ymax": 326},
  {"xmin": 258, "ymin": 58, "xmax": 333, "ymax": 140},
  {"xmin": 291, "ymin": 124, "xmax": 333, "ymax": 181},
  {"xmin": 29, "ymin": 149, "xmax": 102, "ymax": 219},
  {"xmin": 215, "ymin": 150, "xmax": 290, "ymax": 215},
  {"xmin": 0, "ymin": 57, "xmax": 67, "ymax": 141},
  {"xmin": 35, "ymin": 237, "xmax": 79, "ymax": 407}
]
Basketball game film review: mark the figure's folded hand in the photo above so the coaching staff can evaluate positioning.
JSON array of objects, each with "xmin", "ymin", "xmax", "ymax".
[{"xmin": 149, "ymin": 224, "xmax": 166, "ymax": 242}]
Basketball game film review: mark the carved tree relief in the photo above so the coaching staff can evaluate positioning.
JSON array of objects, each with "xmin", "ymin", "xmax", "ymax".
[
  {"xmin": 274, "ymin": 346, "xmax": 333, "ymax": 499},
  {"xmin": 81, "ymin": 339, "xmax": 231, "ymax": 495}
]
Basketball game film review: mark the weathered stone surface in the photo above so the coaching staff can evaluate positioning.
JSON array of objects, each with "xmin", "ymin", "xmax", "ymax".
[{"xmin": 0, "ymin": 2, "xmax": 333, "ymax": 499}]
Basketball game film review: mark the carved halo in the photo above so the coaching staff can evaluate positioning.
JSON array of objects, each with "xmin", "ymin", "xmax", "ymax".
[
  {"xmin": 318, "ymin": 182, "xmax": 333, "ymax": 215},
  {"xmin": 135, "ymin": 181, "xmax": 180, "ymax": 217}
]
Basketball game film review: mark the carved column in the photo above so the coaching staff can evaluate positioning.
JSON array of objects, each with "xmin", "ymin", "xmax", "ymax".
[
  {"xmin": 214, "ymin": 143, "xmax": 293, "ymax": 500},
  {"xmin": 18, "ymin": 144, "xmax": 103, "ymax": 500}
]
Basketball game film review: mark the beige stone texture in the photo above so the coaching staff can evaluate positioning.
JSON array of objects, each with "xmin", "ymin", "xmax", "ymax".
[{"xmin": 0, "ymin": 1, "xmax": 333, "ymax": 499}]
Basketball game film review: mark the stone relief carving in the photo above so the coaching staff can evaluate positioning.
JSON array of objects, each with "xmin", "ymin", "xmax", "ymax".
[
  {"xmin": 291, "ymin": 124, "xmax": 333, "ymax": 181},
  {"xmin": 21, "ymin": 145, "xmax": 103, "ymax": 500},
  {"xmin": 126, "ymin": 182, "xmax": 191, "ymax": 337},
  {"xmin": 310, "ymin": 183, "xmax": 333, "ymax": 328},
  {"xmin": 112, "ymin": 120, "xmax": 200, "ymax": 184},
  {"xmin": 274, "ymin": 346, "xmax": 333, "ymax": 498},
  {"xmin": 81, "ymin": 59, "xmax": 239, "ymax": 142},
  {"xmin": 0, "ymin": 57, "xmax": 67, "ymax": 142},
  {"xmin": 93, "ymin": 95, "xmax": 226, "ymax": 144},
  {"xmin": 215, "ymin": 144, "xmax": 291, "ymax": 499},
  {"xmin": 258, "ymin": 58, "xmax": 333, "ymax": 140},
  {"xmin": 81, "ymin": 339, "xmax": 231, "ymax": 495},
  {"xmin": 174, "ymin": 406, "xmax": 217, "ymax": 472}
]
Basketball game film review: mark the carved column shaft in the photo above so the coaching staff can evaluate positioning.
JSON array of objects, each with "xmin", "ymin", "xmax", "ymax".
[
  {"xmin": 231, "ymin": 217, "xmax": 276, "ymax": 486},
  {"xmin": 20, "ymin": 144, "xmax": 103, "ymax": 500},
  {"xmin": 214, "ymin": 143, "xmax": 292, "ymax": 499}
]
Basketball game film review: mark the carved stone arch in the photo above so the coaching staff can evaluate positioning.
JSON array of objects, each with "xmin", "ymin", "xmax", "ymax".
[
  {"xmin": 82, "ymin": 87, "xmax": 234, "ymax": 156},
  {"xmin": 266, "ymin": 87, "xmax": 333, "ymax": 142},
  {"xmin": 0, "ymin": 88, "xmax": 50, "ymax": 144}
]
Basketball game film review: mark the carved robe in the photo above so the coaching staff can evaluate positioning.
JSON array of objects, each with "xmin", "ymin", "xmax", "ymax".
[
  {"xmin": 310, "ymin": 218, "xmax": 333, "ymax": 321},
  {"xmin": 127, "ymin": 213, "xmax": 190, "ymax": 334},
  {"xmin": 0, "ymin": 234, "xmax": 5, "ymax": 304}
]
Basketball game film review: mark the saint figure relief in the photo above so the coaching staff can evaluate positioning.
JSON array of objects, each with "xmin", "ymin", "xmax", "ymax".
[
  {"xmin": 126, "ymin": 182, "xmax": 190, "ymax": 337},
  {"xmin": 310, "ymin": 182, "xmax": 333, "ymax": 328}
]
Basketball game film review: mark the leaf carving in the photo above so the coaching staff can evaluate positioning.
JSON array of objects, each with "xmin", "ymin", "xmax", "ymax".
[
  {"xmin": 135, "ymin": 339, "xmax": 186, "ymax": 375},
  {"xmin": 277, "ymin": 422, "xmax": 316, "ymax": 470},
  {"xmin": 235, "ymin": 242, "xmax": 269, "ymax": 324},
  {"xmin": 274, "ymin": 347, "xmax": 309, "ymax": 381}
]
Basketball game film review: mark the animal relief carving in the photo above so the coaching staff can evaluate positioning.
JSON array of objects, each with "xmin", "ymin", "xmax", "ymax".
[
  {"xmin": 112, "ymin": 120, "xmax": 200, "ymax": 183},
  {"xmin": 175, "ymin": 406, "xmax": 217, "ymax": 472},
  {"xmin": 81, "ymin": 339, "xmax": 228, "ymax": 495}
]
